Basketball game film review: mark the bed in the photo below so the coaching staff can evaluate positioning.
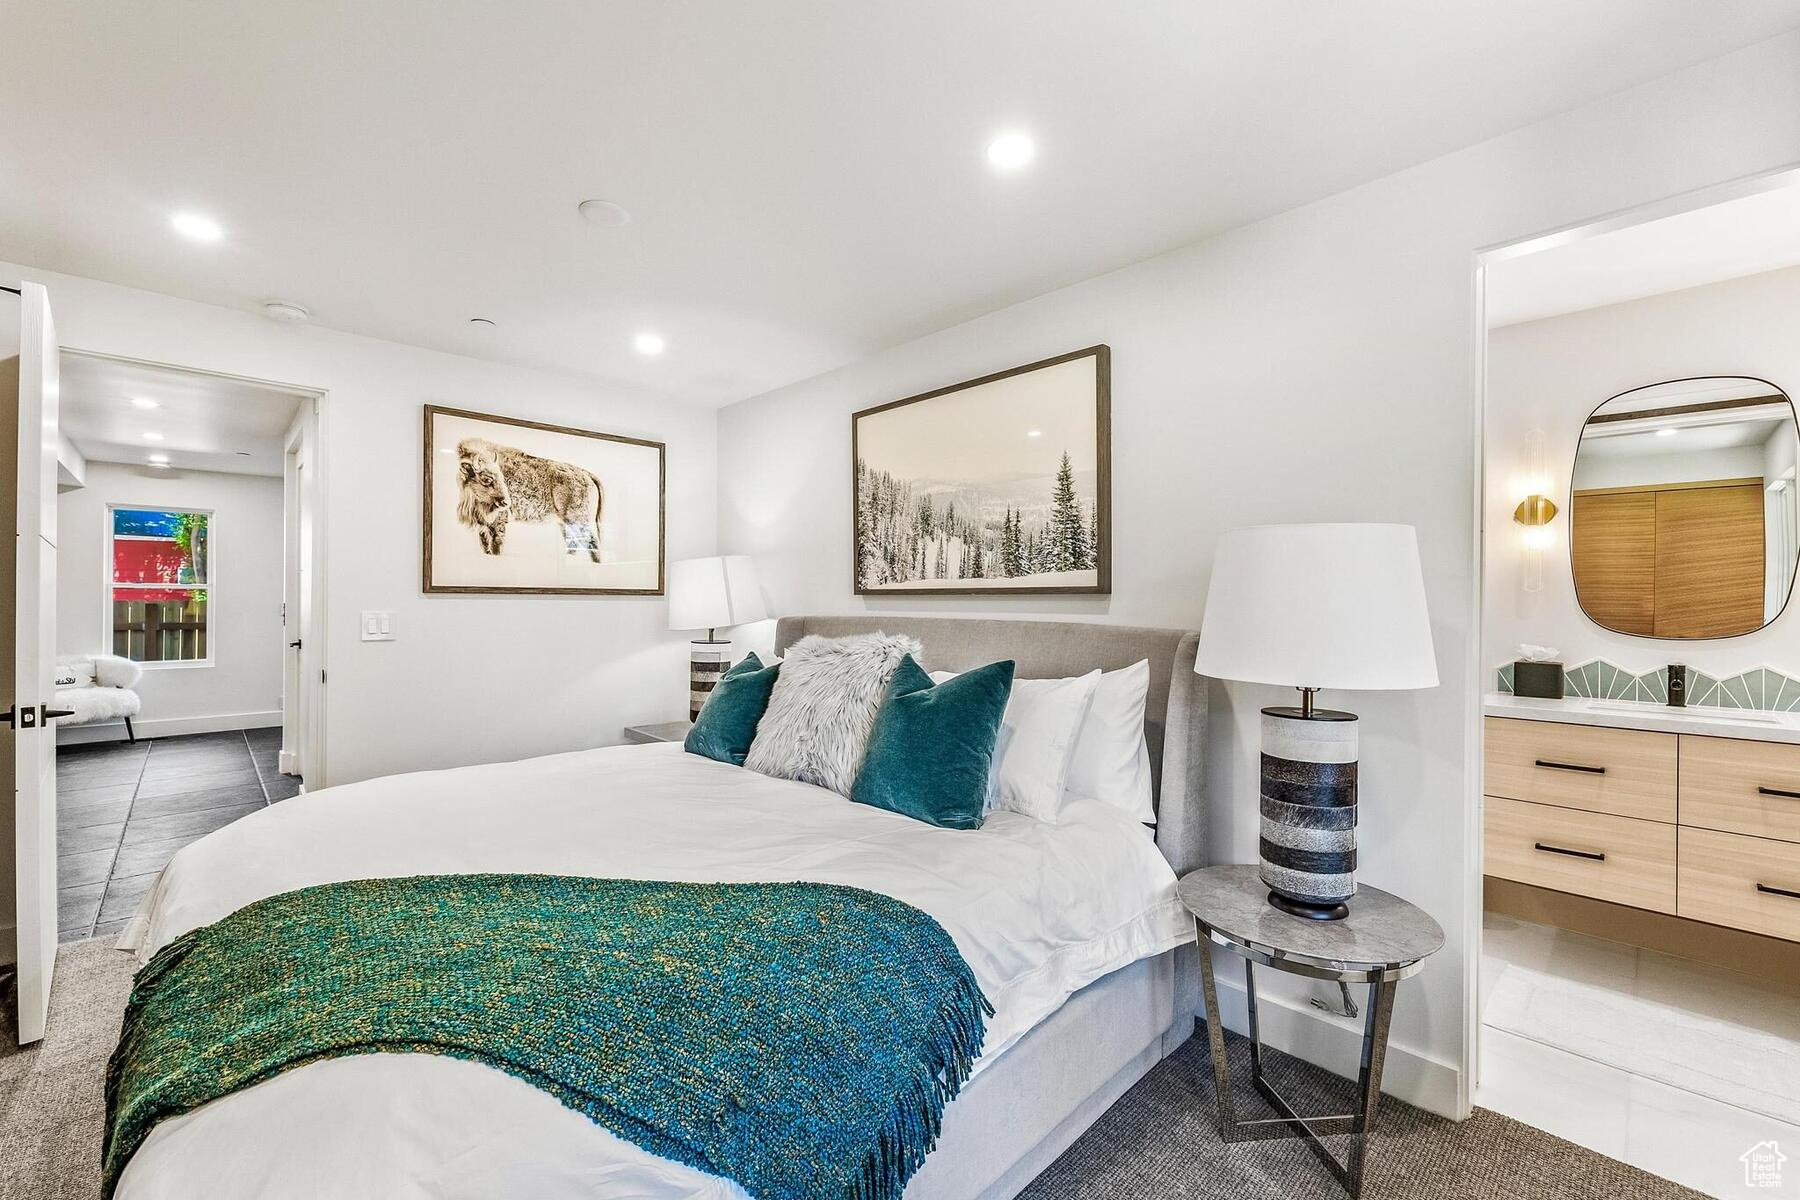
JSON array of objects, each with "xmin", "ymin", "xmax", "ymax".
[{"xmin": 113, "ymin": 615, "xmax": 1207, "ymax": 1200}]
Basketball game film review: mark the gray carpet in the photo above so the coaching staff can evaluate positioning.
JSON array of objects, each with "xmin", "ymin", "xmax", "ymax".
[
  {"xmin": 0, "ymin": 940, "xmax": 132, "ymax": 1200},
  {"xmin": 0, "ymin": 940, "xmax": 1700, "ymax": 1200}
]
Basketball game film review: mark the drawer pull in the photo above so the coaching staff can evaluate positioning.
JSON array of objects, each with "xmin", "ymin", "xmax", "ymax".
[
  {"xmin": 1757, "ymin": 883, "xmax": 1800, "ymax": 901},
  {"xmin": 1534, "ymin": 841, "xmax": 1606, "ymax": 862},
  {"xmin": 1756, "ymin": 786, "xmax": 1800, "ymax": 800},
  {"xmin": 1534, "ymin": 759, "xmax": 1606, "ymax": 775}
]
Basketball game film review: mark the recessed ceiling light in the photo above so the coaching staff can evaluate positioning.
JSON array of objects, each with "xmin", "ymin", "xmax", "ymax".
[
  {"xmin": 141, "ymin": 431, "xmax": 164, "ymax": 442},
  {"xmin": 577, "ymin": 199, "xmax": 632, "ymax": 227},
  {"xmin": 469, "ymin": 317, "xmax": 496, "ymax": 328},
  {"xmin": 1026, "ymin": 430, "xmax": 1043, "ymax": 438},
  {"xmin": 170, "ymin": 211, "xmax": 223, "ymax": 242},
  {"xmin": 986, "ymin": 131, "xmax": 1036, "ymax": 171},
  {"xmin": 1655, "ymin": 427, "xmax": 1679, "ymax": 437},
  {"xmin": 634, "ymin": 332, "xmax": 666, "ymax": 356},
  {"xmin": 263, "ymin": 300, "xmax": 310, "ymax": 323},
  {"xmin": 129, "ymin": 396, "xmax": 159, "ymax": 410},
  {"xmin": 146, "ymin": 453, "xmax": 169, "ymax": 464}
]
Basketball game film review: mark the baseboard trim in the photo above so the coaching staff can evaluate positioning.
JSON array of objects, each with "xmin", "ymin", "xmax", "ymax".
[
  {"xmin": 1206, "ymin": 968, "xmax": 1461, "ymax": 1120},
  {"xmin": 57, "ymin": 710, "xmax": 281, "ymax": 745}
]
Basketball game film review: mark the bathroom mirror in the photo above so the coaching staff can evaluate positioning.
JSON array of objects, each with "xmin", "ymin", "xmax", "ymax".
[{"xmin": 1571, "ymin": 376, "xmax": 1799, "ymax": 639}]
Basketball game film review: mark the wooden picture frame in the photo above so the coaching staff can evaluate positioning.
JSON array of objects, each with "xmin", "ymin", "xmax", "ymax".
[
  {"xmin": 852, "ymin": 345, "xmax": 1111, "ymax": 595},
  {"xmin": 422, "ymin": 404, "xmax": 666, "ymax": 595}
]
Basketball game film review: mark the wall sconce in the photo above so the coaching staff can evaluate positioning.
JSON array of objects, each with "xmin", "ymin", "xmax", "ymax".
[{"xmin": 1514, "ymin": 430, "xmax": 1557, "ymax": 593}]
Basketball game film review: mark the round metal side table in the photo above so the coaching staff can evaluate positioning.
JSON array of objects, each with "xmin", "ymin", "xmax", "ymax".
[{"xmin": 1177, "ymin": 865, "xmax": 1444, "ymax": 1199}]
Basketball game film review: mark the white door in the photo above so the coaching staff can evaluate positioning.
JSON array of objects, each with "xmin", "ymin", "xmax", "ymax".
[
  {"xmin": 5, "ymin": 282, "xmax": 60, "ymax": 1045},
  {"xmin": 280, "ymin": 438, "xmax": 301, "ymax": 777},
  {"xmin": 280, "ymin": 404, "xmax": 316, "ymax": 785}
]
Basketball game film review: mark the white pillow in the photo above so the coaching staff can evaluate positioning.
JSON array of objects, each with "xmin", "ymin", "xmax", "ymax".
[
  {"xmin": 932, "ymin": 668, "xmax": 1100, "ymax": 823},
  {"xmin": 1064, "ymin": 660, "xmax": 1155, "ymax": 823}
]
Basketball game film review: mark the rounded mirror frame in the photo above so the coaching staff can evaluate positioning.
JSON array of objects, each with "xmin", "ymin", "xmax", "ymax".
[{"xmin": 1570, "ymin": 375, "xmax": 1799, "ymax": 641}]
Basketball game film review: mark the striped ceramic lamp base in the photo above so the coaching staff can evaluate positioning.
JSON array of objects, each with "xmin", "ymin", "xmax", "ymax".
[
  {"xmin": 689, "ymin": 640, "xmax": 732, "ymax": 721},
  {"xmin": 1259, "ymin": 704, "xmax": 1359, "ymax": 920}
]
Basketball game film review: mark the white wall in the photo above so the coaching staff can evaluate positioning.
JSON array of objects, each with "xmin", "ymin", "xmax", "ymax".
[
  {"xmin": 57, "ymin": 461, "xmax": 284, "ymax": 736},
  {"xmin": 1570, "ymin": 441, "xmax": 1766, "ymax": 491},
  {"xmin": 1486, "ymin": 265, "xmax": 1800, "ymax": 680},
  {"xmin": 718, "ymin": 32, "xmax": 1800, "ymax": 1116},
  {"xmin": 0, "ymin": 262, "xmax": 718, "ymax": 785}
]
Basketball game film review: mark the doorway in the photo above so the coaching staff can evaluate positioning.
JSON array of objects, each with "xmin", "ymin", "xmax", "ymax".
[
  {"xmin": 2, "ymin": 298, "xmax": 330, "ymax": 1044},
  {"xmin": 42, "ymin": 352, "xmax": 326, "ymax": 953},
  {"xmin": 1472, "ymin": 166, "xmax": 1800, "ymax": 1196}
]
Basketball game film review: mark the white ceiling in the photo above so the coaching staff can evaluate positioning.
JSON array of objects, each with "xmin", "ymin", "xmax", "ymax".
[
  {"xmin": 5, "ymin": 4, "xmax": 1800, "ymax": 409},
  {"xmin": 1488, "ymin": 182, "xmax": 1800, "ymax": 327},
  {"xmin": 60, "ymin": 354, "xmax": 308, "ymax": 478}
]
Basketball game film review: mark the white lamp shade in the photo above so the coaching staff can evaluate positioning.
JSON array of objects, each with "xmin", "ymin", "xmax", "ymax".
[
  {"xmin": 667, "ymin": 555, "xmax": 767, "ymax": 632},
  {"xmin": 1195, "ymin": 524, "xmax": 1438, "ymax": 691}
]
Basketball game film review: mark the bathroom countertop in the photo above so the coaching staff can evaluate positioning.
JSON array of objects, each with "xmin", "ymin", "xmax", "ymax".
[{"xmin": 1484, "ymin": 692, "xmax": 1800, "ymax": 744}]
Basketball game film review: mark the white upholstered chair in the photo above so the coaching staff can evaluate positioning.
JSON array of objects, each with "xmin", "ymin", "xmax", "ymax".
[{"xmin": 52, "ymin": 654, "xmax": 144, "ymax": 742}]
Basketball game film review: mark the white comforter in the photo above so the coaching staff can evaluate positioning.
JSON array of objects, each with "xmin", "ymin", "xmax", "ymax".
[{"xmin": 116, "ymin": 742, "xmax": 1190, "ymax": 1200}]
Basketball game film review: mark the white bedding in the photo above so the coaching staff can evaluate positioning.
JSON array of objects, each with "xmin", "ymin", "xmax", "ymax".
[{"xmin": 116, "ymin": 742, "xmax": 1191, "ymax": 1200}]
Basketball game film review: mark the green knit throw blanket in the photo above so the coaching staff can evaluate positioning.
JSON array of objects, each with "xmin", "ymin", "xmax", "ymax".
[{"xmin": 103, "ymin": 875, "xmax": 990, "ymax": 1200}]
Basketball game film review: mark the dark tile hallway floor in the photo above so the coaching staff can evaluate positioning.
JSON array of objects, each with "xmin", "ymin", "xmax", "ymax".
[{"xmin": 55, "ymin": 728, "xmax": 301, "ymax": 942}]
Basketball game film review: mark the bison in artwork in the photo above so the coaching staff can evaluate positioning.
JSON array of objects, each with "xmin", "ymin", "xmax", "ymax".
[{"xmin": 455, "ymin": 437, "xmax": 605, "ymax": 561}]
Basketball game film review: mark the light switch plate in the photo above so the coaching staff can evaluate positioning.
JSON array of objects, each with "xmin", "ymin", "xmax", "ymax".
[{"xmin": 361, "ymin": 610, "xmax": 395, "ymax": 642}]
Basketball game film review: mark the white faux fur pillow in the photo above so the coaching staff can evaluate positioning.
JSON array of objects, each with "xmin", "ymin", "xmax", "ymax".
[{"xmin": 743, "ymin": 632, "xmax": 923, "ymax": 796}]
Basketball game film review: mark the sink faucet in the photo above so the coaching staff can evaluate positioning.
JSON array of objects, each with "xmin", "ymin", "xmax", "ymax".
[{"xmin": 1667, "ymin": 664, "xmax": 1687, "ymax": 707}]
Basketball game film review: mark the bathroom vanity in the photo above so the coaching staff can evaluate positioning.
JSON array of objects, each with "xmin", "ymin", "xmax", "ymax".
[{"xmin": 1484, "ymin": 695, "xmax": 1800, "ymax": 943}]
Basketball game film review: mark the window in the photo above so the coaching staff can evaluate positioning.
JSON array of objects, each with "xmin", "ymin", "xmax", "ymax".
[{"xmin": 109, "ymin": 506, "xmax": 211, "ymax": 664}]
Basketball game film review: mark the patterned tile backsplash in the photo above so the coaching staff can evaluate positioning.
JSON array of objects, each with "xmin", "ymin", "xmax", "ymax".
[{"xmin": 1496, "ymin": 659, "xmax": 1800, "ymax": 712}]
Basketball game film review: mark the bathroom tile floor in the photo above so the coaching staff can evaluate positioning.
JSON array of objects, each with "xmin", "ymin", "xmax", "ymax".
[
  {"xmin": 1478, "ymin": 911, "xmax": 1800, "ymax": 1198},
  {"xmin": 54, "ymin": 728, "xmax": 299, "ymax": 943}
]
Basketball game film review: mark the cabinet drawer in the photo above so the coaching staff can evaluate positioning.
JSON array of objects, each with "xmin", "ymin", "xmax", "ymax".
[
  {"xmin": 1483, "ymin": 717, "xmax": 1677, "ymax": 821},
  {"xmin": 1678, "ymin": 736, "xmax": 1800, "ymax": 845},
  {"xmin": 1678, "ymin": 826, "xmax": 1800, "ymax": 943},
  {"xmin": 1484, "ymin": 796, "xmax": 1677, "ymax": 912}
]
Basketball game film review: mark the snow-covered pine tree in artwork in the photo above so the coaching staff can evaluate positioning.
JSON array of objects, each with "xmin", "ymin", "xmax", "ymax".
[
  {"xmin": 1050, "ymin": 452, "xmax": 1087, "ymax": 571},
  {"xmin": 854, "ymin": 443, "xmax": 1101, "ymax": 588}
]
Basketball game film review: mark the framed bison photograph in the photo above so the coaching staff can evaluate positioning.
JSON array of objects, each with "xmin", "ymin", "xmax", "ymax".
[{"xmin": 422, "ymin": 405, "xmax": 665, "ymax": 594}]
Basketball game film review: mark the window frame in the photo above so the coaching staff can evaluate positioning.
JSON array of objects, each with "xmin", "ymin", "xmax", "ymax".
[{"xmin": 104, "ymin": 502, "xmax": 216, "ymax": 670}]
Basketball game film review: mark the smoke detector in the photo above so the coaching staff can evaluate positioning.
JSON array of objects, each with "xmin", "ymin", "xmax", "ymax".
[
  {"xmin": 577, "ymin": 199, "xmax": 631, "ymax": 227},
  {"xmin": 263, "ymin": 300, "xmax": 311, "ymax": 323}
]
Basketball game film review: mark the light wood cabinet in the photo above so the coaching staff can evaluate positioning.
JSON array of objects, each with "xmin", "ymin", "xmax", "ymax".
[
  {"xmin": 1653, "ymin": 484, "xmax": 1766, "ymax": 639},
  {"xmin": 1571, "ymin": 480, "xmax": 1766, "ymax": 640},
  {"xmin": 1482, "ymin": 716, "xmax": 1676, "ymax": 822},
  {"xmin": 1484, "ymin": 716, "xmax": 1800, "ymax": 942},
  {"xmin": 1678, "ymin": 826, "xmax": 1800, "ymax": 943},
  {"xmin": 1485, "ymin": 796, "xmax": 1677, "ymax": 913},
  {"xmin": 1571, "ymin": 491, "xmax": 1655, "ymax": 636},
  {"xmin": 1678, "ymin": 735, "xmax": 1800, "ymax": 844}
]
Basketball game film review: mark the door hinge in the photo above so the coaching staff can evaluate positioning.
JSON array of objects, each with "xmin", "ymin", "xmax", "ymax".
[{"xmin": 319, "ymin": 668, "xmax": 327, "ymax": 685}]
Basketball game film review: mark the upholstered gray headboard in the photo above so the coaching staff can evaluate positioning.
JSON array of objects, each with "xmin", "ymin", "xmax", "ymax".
[{"xmin": 773, "ymin": 615, "xmax": 1207, "ymax": 875}]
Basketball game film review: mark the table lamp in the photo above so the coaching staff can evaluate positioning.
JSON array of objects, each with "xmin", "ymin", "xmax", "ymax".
[
  {"xmin": 668, "ymin": 555, "xmax": 767, "ymax": 721},
  {"xmin": 1195, "ymin": 524, "xmax": 1437, "ymax": 919}
]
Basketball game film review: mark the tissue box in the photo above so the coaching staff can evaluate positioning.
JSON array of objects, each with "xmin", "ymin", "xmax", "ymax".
[{"xmin": 1513, "ymin": 660, "xmax": 1565, "ymax": 700}]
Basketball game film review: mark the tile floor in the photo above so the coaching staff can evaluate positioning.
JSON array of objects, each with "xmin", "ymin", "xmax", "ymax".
[
  {"xmin": 1478, "ymin": 910, "xmax": 1800, "ymax": 1198},
  {"xmin": 56, "ymin": 728, "xmax": 300, "ymax": 943}
]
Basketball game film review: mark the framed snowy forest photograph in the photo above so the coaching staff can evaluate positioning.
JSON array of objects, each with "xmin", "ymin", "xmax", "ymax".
[{"xmin": 852, "ymin": 345, "xmax": 1110, "ymax": 595}]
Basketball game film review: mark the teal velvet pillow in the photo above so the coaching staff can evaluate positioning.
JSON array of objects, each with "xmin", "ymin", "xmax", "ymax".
[
  {"xmin": 850, "ymin": 654, "xmax": 1015, "ymax": 830},
  {"xmin": 683, "ymin": 653, "xmax": 781, "ymax": 767}
]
